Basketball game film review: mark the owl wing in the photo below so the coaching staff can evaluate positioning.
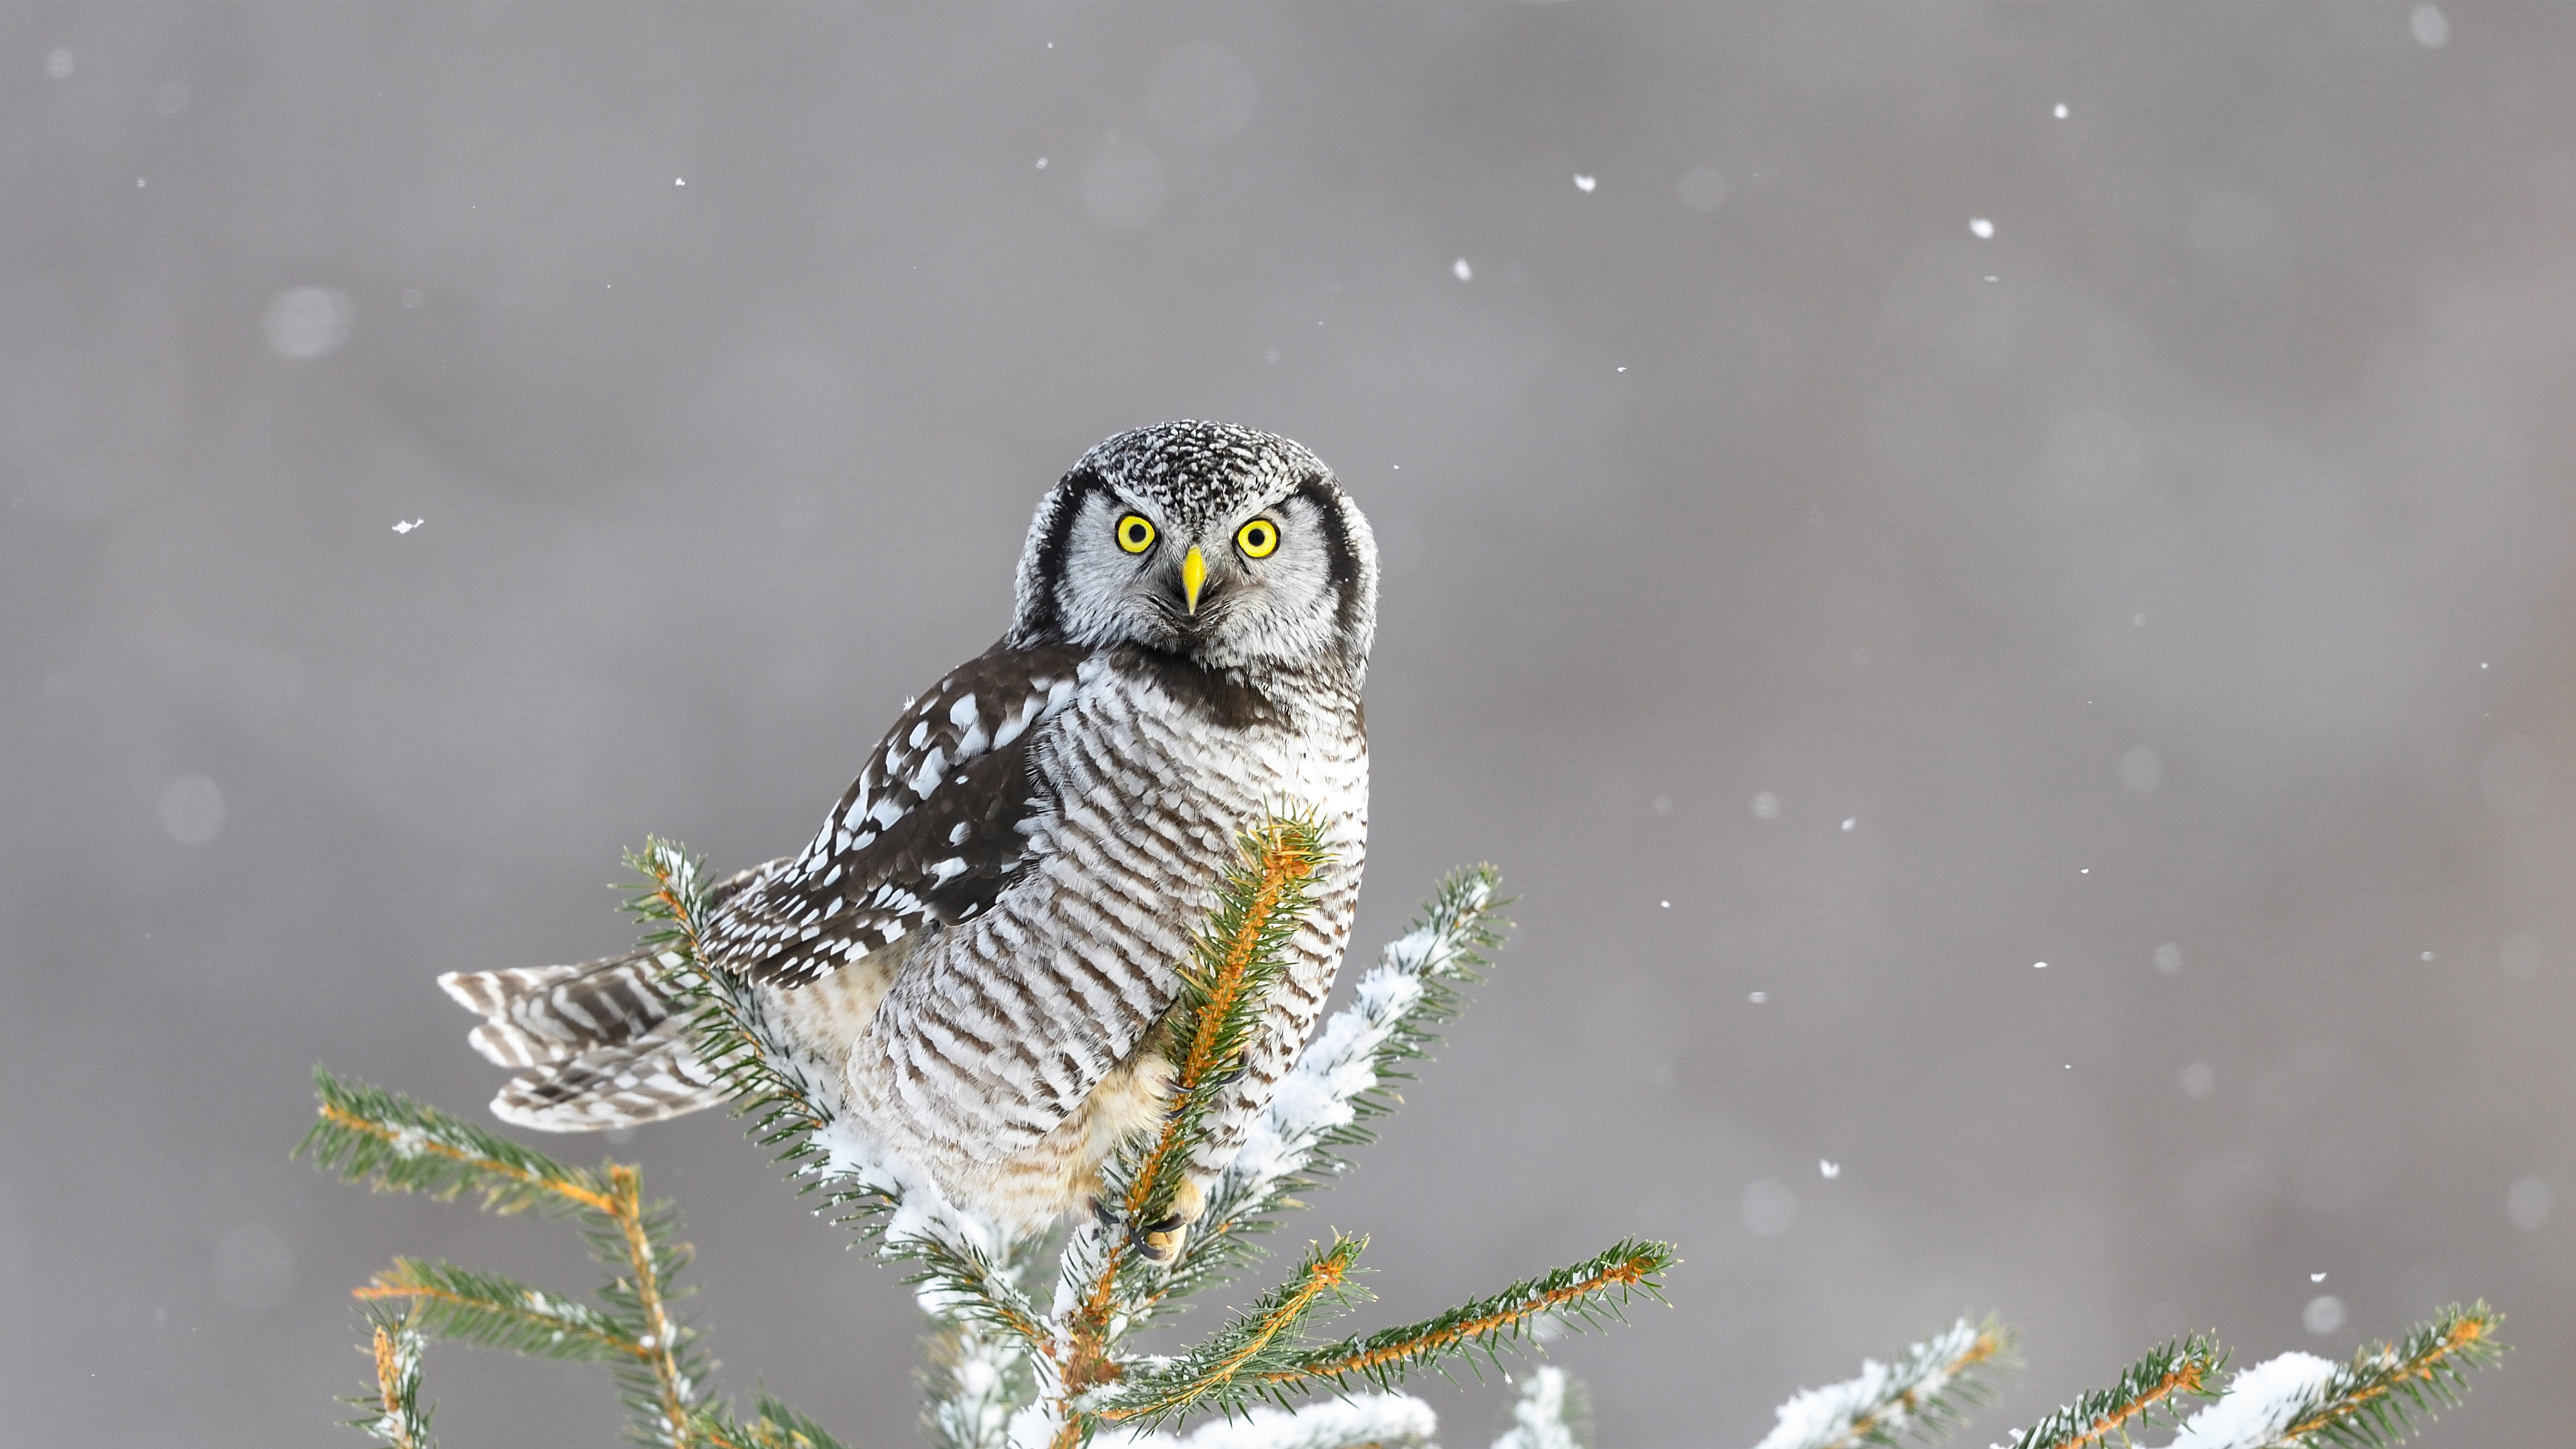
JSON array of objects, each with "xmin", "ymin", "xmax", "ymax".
[{"xmin": 706, "ymin": 639, "xmax": 1091, "ymax": 985}]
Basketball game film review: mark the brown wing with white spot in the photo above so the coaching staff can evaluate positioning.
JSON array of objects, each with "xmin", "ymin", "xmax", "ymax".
[{"xmin": 703, "ymin": 639, "xmax": 1089, "ymax": 985}]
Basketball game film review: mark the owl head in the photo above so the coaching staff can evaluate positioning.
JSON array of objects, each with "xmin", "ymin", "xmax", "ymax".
[{"xmin": 1009, "ymin": 421, "xmax": 1379, "ymax": 680}]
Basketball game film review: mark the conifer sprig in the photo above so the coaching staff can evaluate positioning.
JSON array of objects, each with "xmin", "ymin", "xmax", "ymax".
[
  {"xmin": 625, "ymin": 841, "xmax": 837, "ymax": 1185},
  {"xmin": 1052, "ymin": 819, "xmax": 1331, "ymax": 1403},
  {"xmin": 2150, "ymin": 1303, "xmax": 2503, "ymax": 1449},
  {"xmin": 686, "ymin": 1393, "xmax": 858, "ymax": 1449},
  {"xmin": 920, "ymin": 1308, "xmax": 1042, "ymax": 1449},
  {"xmin": 347, "ymin": 1303, "xmax": 435, "ymax": 1449},
  {"xmin": 1316, "ymin": 865, "xmax": 1507, "ymax": 1144},
  {"xmin": 1085, "ymin": 1234, "xmax": 1370, "ymax": 1426},
  {"xmin": 906, "ymin": 1236, "xmax": 1054, "ymax": 1360},
  {"xmin": 303, "ymin": 1069, "xmax": 755, "ymax": 1446},
  {"xmin": 2280, "ymin": 1301, "xmax": 2503, "ymax": 1449},
  {"xmin": 2001, "ymin": 1334, "xmax": 2225, "ymax": 1449},
  {"xmin": 1152, "ymin": 865, "xmax": 1509, "ymax": 1313},
  {"xmin": 1261, "ymin": 1237, "xmax": 1676, "ymax": 1398},
  {"xmin": 355, "ymin": 1258, "xmax": 643, "ymax": 1361},
  {"xmin": 1751, "ymin": 1316, "xmax": 2015, "ymax": 1449},
  {"xmin": 307, "ymin": 1069, "xmax": 865, "ymax": 1448},
  {"xmin": 299, "ymin": 1069, "xmax": 616, "ymax": 1217},
  {"xmin": 1120, "ymin": 815, "xmax": 1329, "ymax": 1240},
  {"xmin": 587, "ymin": 1163, "xmax": 706, "ymax": 1446}
]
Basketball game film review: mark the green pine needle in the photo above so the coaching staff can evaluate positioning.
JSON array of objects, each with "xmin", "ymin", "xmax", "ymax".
[
  {"xmin": 1147, "ymin": 865, "xmax": 1510, "ymax": 1315},
  {"xmin": 343, "ymin": 1302, "xmax": 437, "ymax": 1449},
  {"xmin": 1758, "ymin": 1316, "xmax": 2017, "ymax": 1449},
  {"xmin": 1083, "ymin": 1234, "xmax": 1371, "ymax": 1427},
  {"xmin": 1092, "ymin": 1233, "xmax": 1671, "ymax": 1432},
  {"xmin": 902, "ymin": 1234, "xmax": 1054, "ymax": 1360},
  {"xmin": 298, "ymin": 1069, "xmax": 611, "ymax": 1218},
  {"xmin": 1328, "ymin": 864, "xmax": 1510, "ymax": 1138},
  {"xmin": 689, "ymin": 1391, "xmax": 859, "ymax": 1449},
  {"xmin": 1271, "ymin": 1237, "xmax": 1677, "ymax": 1397},
  {"xmin": 357, "ymin": 1258, "xmax": 644, "ymax": 1362},
  {"xmin": 2002, "ymin": 1334, "xmax": 2226, "ymax": 1449},
  {"xmin": 2269, "ymin": 1301, "xmax": 2504, "ymax": 1449},
  {"xmin": 624, "ymin": 841, "xmax": 838, "ymax": 1178},
  {"xmin": 1129, "ymin": 815, "xmax": 1332, "ymax": 1230}
]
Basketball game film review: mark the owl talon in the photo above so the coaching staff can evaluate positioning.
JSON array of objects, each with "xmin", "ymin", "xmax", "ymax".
[
  {"xmin": 1134, "ymin": 1216, "xmax": 1189, "ymax": 1263},
  {"xmin": 1130, "ymin": 1177, "xmax": 1207, "ymax": 1265}
]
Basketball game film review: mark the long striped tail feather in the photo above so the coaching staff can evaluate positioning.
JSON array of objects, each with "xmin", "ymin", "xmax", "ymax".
[{"xmin": 439, "ymin": 949, "xmax": 727, "ymax": 1132}]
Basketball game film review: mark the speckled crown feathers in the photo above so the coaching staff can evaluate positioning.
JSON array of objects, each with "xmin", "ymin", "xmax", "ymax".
[{"xmin": 1071, "ymin": 420, "xmax": 1332, "ymax": 530}]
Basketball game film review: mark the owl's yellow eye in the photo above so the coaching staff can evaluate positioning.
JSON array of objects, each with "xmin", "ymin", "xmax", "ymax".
[
  {"xmin": 1115, "ymin": 515, "xmax": 1157, "ymax": 553},
  {"xmin": 1235, "ymin": 518, "xmax": 1280, "ymax": 559}
]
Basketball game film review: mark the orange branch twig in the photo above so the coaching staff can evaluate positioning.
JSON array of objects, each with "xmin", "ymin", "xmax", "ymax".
[
  {"xmin": 1261, "ymin": 1246, "xmax": 1662, "ymax": 1389},
  {"xmin": 317, "ymin": 1103, "xmax": 620, "ymax": 1216}
]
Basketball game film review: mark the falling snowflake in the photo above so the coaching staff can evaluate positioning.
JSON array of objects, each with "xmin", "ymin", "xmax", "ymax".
[
  {"xmin": 1969, "ymin": 217, "xmax": 1995, "ymax": 239},
  {"xmin": 1452, "ymin": 258, "xmax": 1473, "ymax": 282}
]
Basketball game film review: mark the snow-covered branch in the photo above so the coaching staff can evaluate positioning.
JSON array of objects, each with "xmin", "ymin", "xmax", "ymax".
[
  {"xmin": 1752, "ymin": 1317, "xmax": 2010, "ymax": 1449},
  {"xmin": 2160, "ymin": 1302, "xmax": 2502, "ymax": 1449},
  {"xmin": 307, "ymin": 835, "xmax": 2504, "ymax": 1449}
]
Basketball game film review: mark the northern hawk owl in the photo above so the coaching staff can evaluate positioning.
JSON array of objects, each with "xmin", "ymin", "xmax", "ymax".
[{"xmin": 441, "ymin": 421, "xmax": 1375, "ymax": 1258}]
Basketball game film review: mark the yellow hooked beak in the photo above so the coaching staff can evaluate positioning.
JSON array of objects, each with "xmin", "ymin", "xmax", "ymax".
[{"xmin": 1181, "ymin": 545, "xmax": 1208, "ymax": 615}]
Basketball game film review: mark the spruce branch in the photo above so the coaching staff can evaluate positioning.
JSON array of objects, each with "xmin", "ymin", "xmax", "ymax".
[
  {"xmin": 299, "ymin": 1068, "xmax": 619, "ymax": 1218},
  {"xmin": 590, "ymin": 1161, "xmax": 707, "ymax": 1447},
  {"xmin": 2161, "ymin": 1303, "xmax": 2503, "ymax": 1449},
  {"xmin": 1316, "ymin": 865, "xmax": 1508, "ymax": 1144},
  {"xmin": 625, "ymin": 840, "xmax": 838, "ymax": 1187},
  {"xmin": 1122, "ymin": 1392, "xmax": 1442, "ymax": 1449},
  {"xmin": 1086, "ymin": 1235, "xmax": 1369, "ymax": 1426},
  {"xmin": 688, "ymin": 1392, "xmax": 859, "ymax": 1449},
  {"xmin": 921, "ymin": 1308, "xmax": 1044, "ymax": 1449},
  {"xmin": 345, "ymin": 1302, "xmax": 436, "ymax": 1449},
  {"xmin": 1124, "ymin": 815, "xmax": 1330, "ymax": 1234},
  {"xmin": 356, "ymin": 1258, "xmax": 644, "ymax": 1362},
  {"xmin": 905, "ymin": 1233, "xmax": 1054, "ymax": 1362},
  {"xmin": 1054, "ymin": 819, "xmax": 1332, "ymax": 1413},
  {"xmin": 1752, "ymin": 1316, "xmax": 2015, "ymax": 1449},
  {"xmin": 1263, "ymin": 1237, "xmax": 1676, "ymax": 1397},
  {"xmin": 305, "ymin": 1071, "xmax": 724, "ymax": 1446},
  {"xmin": 1998, "ymin": 1334, "xmax": 2224, "ymax": 1449},
  {"xmin": 1158, "ymin": 867, "xmax": 1509, "ymax": 1312},
  {"xmin": 629, "ymin": 833, "xmax": 1051, "ymax": 1415}
]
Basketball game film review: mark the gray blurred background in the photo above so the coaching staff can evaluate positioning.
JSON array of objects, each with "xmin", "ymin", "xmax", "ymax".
[{"xmin": 4, "ymin": 3, "xmax": 2570, "ymax": 1443}]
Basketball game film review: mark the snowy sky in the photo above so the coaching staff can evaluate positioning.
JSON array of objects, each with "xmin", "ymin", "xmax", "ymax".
[{"xmin": 1, "ymin": 4, "xmax": 2567, "ymax": 1444}]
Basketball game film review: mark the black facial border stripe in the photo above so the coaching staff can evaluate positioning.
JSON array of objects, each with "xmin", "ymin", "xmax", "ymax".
[
  {"xmin": 1290, "ymin": 477, "xmax": 1362, "ymax": 640},
  {"xmin": 1022, "ymin": 470, "xmax": 1103, "ymax": 641}
]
